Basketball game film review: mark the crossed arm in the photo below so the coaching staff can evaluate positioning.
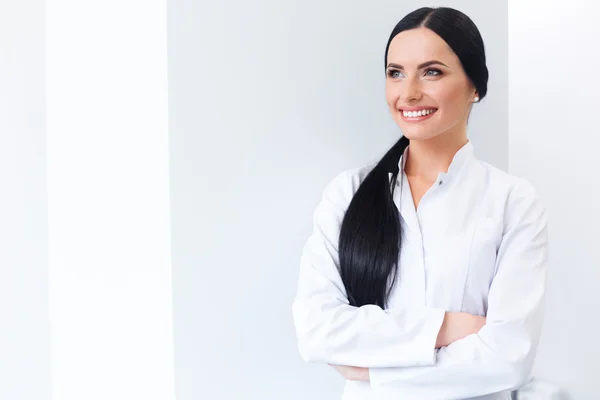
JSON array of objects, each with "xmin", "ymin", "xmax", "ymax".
[{"xmin": 292, "ymin": 172, "xmax": 548, "ymax": 398}]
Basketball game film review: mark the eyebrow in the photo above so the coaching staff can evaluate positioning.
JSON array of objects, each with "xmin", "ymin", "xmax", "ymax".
[{"xmin": 386, "ymin": 60, "xmax": 449, "ymax": 70}]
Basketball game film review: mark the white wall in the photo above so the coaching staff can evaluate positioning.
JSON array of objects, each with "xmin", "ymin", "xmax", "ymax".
[
  {"xmin": 168, "ymin": 1, "xmax": 507, "ymax": 399},
  {"xmin": 0, "ymin": 2, "xmax": 52, "ymax": 399},
  {"xmin": 46, "ymin": 0, "xmax": 175, "ymax": 399},
  {"xmin": 509, "ymin": 1, "xmax": 600, "ymax": 399}
]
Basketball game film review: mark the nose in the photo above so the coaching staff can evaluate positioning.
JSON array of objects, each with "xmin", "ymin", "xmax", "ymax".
[{"xmin": 399, "ymin": 78, "xmax": 422, "ymax": 103}]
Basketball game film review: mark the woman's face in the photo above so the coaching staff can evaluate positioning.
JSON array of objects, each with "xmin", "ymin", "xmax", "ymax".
[{"xmin": 385, "ymin": 27, "xmax": 478, "ymax": 141}]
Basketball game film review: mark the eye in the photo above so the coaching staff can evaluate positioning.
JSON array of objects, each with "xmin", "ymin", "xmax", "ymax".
[
  {"xmin": 387, "ymin": 69, "xmax": 404, "ymax": 79},
  {"xmin": 424, "ymin": 68, "xmax": 442, "ymax": 77}
]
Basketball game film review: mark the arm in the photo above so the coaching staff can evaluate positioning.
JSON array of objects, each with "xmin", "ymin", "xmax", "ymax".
[
  {"xmin": 329, "ymin": 310, "xmax": 487, "ymax": 382},
  {"xmin": 368, "ymin": 180, "xmax": 549, "ymax": 398},
  {"xmin": 292, "ymin": 170, "xmax": 447, "ymax": 368}
]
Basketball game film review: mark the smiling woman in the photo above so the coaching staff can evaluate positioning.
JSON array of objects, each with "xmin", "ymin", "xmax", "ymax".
[
  {"xmin": 292, "ymin": 6, "xmax": 547, "ymax": 400},
  {"xmin": 384, "ymin": 25, "xmax": 485, "ymax": 142}
]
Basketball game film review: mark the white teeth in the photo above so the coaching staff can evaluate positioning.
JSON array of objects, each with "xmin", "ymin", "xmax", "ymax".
[{"xmin": 403, "ymin": 109, "xmax": 436, "ymax": 117}]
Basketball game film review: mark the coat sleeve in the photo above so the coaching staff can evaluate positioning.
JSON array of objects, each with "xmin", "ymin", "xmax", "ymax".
[
  {"xmin": 291, "ymin": 169, "xmax": 446, "ymax": 368},
  {"xmin": 368, "ymin": 179, "xmax": 549, "ymax": 398}
]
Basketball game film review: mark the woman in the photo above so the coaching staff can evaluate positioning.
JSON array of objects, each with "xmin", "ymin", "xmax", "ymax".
[{"xmin": 291, "ymin": 6, "xmax": 548, "ymax": 400}]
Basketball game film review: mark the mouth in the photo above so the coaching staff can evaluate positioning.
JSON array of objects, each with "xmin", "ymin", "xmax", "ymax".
[{"xmin": 398, "ymin": 108, "xmax": 438, "ymax": 123}]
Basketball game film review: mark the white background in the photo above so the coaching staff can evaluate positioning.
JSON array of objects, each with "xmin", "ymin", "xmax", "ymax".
[
  {"xmin": 509, "ymin": 0, "xmax": 599, "ymax": 398},
  {"xmin": 0, "ymin": 1, "xmax": 52, "ymax": 399},
  {"xmin": 1, "ymin": 0, "xmax": 598, "ymax": 399},
  {"xmin": 45, "ymin": 0, "xmax": 175, "ymax": 399}
]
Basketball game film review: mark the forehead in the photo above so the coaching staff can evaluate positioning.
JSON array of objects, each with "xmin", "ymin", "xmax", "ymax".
[{"xmin": 387, "ymin": 27, "xmax": 459, "ymax": 67}]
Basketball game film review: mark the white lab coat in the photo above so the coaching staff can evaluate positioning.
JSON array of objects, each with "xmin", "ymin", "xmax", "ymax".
[{"xmin": 292, "ymin": 142, "xmax": 548, "ymax": 400}]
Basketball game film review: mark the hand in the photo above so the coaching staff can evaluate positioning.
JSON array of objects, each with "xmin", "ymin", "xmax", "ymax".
[
  {"xmin": 436, "ymin": 312, "xmax": 486, "ymax": 348},
  {"xmin": 328, "ymin": 364, "xmax": 370, "ymax": 381}
]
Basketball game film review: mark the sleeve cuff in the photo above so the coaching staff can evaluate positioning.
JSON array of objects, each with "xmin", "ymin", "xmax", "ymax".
[{"xmin": 370, "ymin": 307, "xmax": 445, "ymax": 388}]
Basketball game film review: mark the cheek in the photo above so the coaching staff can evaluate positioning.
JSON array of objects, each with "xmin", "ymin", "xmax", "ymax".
[
  {"xmin": 432, "ymin": 80, "xmax": 471, "ymax": 111},
  {"xmin": 430, "ymin": 85, "xmax": 469, "ymax": 118},
  {"xmin": 385, "ymin": 83, "xmax": 398, "ymax": 108},
  {"xmin": 430, "ymin": 85, "xmax": 457, "ymax": 107}
]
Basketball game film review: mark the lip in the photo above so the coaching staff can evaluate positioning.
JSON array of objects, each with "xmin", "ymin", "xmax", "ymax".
[
  {"xmin": 399, "ymin": 106, "xmax": 437, "ymax": 112},
  {"xmin": 398, "ymin": 106, "xmax": 438, "ymax": 123}
]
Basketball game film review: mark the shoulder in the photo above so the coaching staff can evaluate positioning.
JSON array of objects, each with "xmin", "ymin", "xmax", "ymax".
[
  {"xmin": 476, "ymin": 161, "xmax": 548, "ymax": 228},
  {"xmin": 478, "ymin": 161, "xmax": 543, "ymax": 203},
  {"xmin": 308, "ymin": 162, "xmax": 378, "ymax": 231},
  {"xmin": 320, "ymin": 162, "xmax": 378, "ymax": 206}
]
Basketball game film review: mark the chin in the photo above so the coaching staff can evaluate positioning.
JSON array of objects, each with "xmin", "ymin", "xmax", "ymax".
[
  {"xmin": 393, "ymin": 113, "xmax": 443, "ymax": 141},
  {"xmin": 399, "ymin": 126, "xmax": 441, "ymax": 141}
]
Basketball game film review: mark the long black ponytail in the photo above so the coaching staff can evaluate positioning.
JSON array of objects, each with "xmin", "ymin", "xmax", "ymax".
[{"xmin": 338, "ymin": 7, "xmax": 489, "ymax": 308}]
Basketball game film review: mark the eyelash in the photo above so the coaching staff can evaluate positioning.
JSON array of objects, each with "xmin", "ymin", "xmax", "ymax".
[{"xmin": 386, "ymin": 68, "xmax": 442, "ymax": 79}]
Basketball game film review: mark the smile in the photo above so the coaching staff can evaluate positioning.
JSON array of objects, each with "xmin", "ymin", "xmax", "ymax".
[{"xmin": 399, "ymin": 108, "xmax": 438, "ymax": 122}]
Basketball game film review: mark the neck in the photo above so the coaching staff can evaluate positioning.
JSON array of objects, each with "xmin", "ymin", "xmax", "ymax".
[{"xmin": 404, "ymin": 132, "xmax": 468, "ymax": 182}]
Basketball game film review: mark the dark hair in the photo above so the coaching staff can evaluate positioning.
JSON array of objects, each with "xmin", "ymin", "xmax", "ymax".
[{"xmin": 338, "ymin": 7, "xmax": 489, "ymax": 308}]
